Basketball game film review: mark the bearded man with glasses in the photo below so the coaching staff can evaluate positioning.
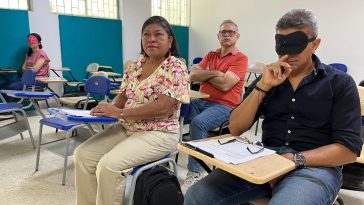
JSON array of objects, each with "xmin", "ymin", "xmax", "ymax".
[{"xmin": 182, "ymin": 19, "xmax": 248, "ymax": 193}]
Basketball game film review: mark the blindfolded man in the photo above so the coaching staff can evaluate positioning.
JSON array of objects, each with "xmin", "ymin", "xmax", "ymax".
[{"xmin": 184, "ymin": 9, "xmax": 362, "ymax": 205}]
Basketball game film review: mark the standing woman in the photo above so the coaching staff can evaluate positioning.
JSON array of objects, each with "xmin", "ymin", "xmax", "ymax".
[
  {"xmin": 74, "ymin": 16, "xmax": 189, "ymax": 205},
  {"xmin": 5, "ymin": 33, "xmax": 50, "ymax": 91}
]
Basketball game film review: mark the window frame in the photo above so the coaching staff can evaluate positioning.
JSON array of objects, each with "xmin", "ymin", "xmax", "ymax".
[
  {"xmin": 151, "ymin": 0, "xmax": 191, "ymax": 27},
  {"xmin": 48, "ymin": 0, "xmax": 120, "ymax": 20},
  {"xmin": 0, "ymin": 0, "xmax": 32, "ymax": 10}
]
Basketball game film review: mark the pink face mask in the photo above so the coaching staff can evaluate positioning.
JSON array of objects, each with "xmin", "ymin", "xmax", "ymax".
[{"xmin": 28, "ymin": 35, "xmax": 39, "ymax": 45}]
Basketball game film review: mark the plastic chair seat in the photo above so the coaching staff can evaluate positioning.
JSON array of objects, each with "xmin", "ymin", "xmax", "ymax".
[
  {"xmin": 40, "ymin": 117, "xmax": 80, "ymax": 130},
  {"xmin": 0, "ymin": 102, "xmax": 23, "ymax": 111}
]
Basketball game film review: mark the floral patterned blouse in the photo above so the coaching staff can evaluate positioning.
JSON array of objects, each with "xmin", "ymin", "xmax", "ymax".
[{"xmin": 119, "ymin": 56, "xmax": 190, "ymax": 133}]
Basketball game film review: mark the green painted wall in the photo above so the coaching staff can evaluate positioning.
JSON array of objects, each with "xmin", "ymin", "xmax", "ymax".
[
  {"xmin": 59, "ymin": 15, "xmax": 123, "ymax": 81},
  {"xmin": 172, "ymin": 25, "xmax": 189, "ymax": 66},
  {"xmin": 0, "ymin": 9, "xmax": 29, "ymax": 85}
]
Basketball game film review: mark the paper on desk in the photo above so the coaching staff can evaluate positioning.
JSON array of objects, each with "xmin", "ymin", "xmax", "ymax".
[
  {"xmin": 187, "ymin": 137, "xmax": 275, "ymax": 164},
  {"xmin": 59, "ymin": 109, "xmax": 96, "ymax": 117}
]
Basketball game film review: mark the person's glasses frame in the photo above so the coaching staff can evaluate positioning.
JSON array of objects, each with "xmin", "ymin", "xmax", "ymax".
[
  {"xmin": 218, "ymin": 29, "xmax": 238, "ymax": 37},
  {"xmin": 217, "ymin": 138, "xmax": 264, "ymax": 154}
]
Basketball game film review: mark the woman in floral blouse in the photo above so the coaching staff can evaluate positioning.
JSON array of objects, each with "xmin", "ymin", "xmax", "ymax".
[{"xmin": 74, "ymin": 16, "xmax": 189, "ymax": 205}]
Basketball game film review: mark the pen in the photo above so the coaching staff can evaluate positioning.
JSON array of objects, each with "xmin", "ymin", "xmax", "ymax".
[{"xmin": 183, "ymin": 143, "xmax": 214, "ymax": 158}]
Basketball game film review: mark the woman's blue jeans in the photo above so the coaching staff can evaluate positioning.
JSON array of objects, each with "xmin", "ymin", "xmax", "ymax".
[{"xmin": 184, "ymin": 146, "xmax": 342, "ymax": 205}]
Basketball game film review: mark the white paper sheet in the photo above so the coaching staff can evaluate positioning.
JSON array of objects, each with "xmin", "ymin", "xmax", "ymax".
[
  {"xmin": 59, "ymin": 108, "xmax": 96, "ymax": 117},
  {"xmin": 186, "ymin": 137, "xmax": 275, "ymax": 164}
]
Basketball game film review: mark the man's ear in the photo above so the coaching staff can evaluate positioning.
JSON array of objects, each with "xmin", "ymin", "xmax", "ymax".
[{"xmin": 312, "ymin": 38, "xmax": 321, "ymax": 53}]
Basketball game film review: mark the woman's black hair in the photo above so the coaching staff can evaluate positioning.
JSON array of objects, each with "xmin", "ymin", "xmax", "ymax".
[
  {"xmin": 140, "ymin": 16, "xmax": 180, "ymax": 58},
  {"xmin": 27, "ymin": 33, "xmax": 43, "ymax": 57}
]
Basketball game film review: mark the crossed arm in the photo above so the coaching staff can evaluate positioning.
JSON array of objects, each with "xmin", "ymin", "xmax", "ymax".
[
  {"xmin": 190, "ymin": 66, "xmax": 240, "ymax": 92},
  {"xmin": 22, "ymin": 57, "xmax": 46, "ymax": 72}
]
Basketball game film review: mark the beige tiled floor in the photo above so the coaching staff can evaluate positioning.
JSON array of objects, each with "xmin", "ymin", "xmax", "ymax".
[{"xmin": 0, "ymin": 103, "xmax": 363, "ymax": 205}]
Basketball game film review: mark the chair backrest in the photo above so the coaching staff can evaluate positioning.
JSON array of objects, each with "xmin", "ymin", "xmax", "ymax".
[
  {"xmin": 329, "ymin": 63, "xmax": 348, "ymax": 73},
  {"xmin": 21, "ymin": 69, "xmax": 36, "ymax": 87},
  {"xmin": 85, "ymin": 75, "xmax": 111, "ymax": 95},
  {"xmin": 86, "ymin": 63, "xmax": 100, "ymax": 72},
  {"xmin": 83, "ymin": 75, "xmax": 111, "ymax": 110},
  {"xmin": 91, "ymin": 71, "xmax": 108, "ymax": 77},
  {"xmin": 192, "ymin": 57, "xmax": 203, "ymax": 65}
]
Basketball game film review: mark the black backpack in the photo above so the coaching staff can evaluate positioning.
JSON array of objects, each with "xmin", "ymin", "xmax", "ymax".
[{"xmin": 134, "ymin": 166, "xmax": 184, "ymax": 205}]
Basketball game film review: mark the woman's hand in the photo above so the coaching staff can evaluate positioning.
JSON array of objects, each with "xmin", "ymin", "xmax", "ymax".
[
  {"xmin": 90, "ymin": 102, "xmax": 123, "ymax": 119},
  {"xmin": 258, "ymin": 55, "xmax": 292, "ymax": 91}
]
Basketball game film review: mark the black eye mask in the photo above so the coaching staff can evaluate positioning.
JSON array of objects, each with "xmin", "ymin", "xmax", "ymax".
[{"xmin": 275, "ymin": 31, "xmax": 316, "ymax": 55}]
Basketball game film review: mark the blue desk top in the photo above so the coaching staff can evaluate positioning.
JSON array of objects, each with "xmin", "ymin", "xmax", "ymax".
[{"xmin": 0, "ymin": 89, "xmax": 56, "ymax": 98}]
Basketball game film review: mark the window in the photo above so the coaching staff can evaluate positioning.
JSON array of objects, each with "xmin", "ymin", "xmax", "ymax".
[
  {"xmin": 152, "ymin": 0, "xmax": 190, "ymax": 26},
  {"xmin": 49, "ymin": 0, "xmax": 119, "ymax": 19},
  {"xmin": 0, "ymin": 0, "xmax": 30, "ymax": 10}
]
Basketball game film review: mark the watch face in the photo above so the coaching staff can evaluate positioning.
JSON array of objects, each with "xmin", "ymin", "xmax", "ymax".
[{"xmin": 294, "ymin": 153, "xmax": 306, "ymax": 168}]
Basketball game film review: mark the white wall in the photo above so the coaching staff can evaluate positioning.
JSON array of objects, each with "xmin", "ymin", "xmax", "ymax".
[
  {"xmin": 28, "ymin": 0, "xmax": 63, "ymax": 94},
  {"xmin": 122, "ymin": 0, "xmax": 151, "ymax": 62},
  {"xmin": 190, "ymin": 0, "xmax": 364, "ymax": 83}
]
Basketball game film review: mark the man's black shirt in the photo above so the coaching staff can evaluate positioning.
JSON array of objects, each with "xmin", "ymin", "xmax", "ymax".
[{"xmin": 244, "ymin": 55, "xmax": 362, "ymax": 155}]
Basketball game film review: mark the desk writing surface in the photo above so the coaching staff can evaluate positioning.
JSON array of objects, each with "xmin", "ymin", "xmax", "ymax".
[
  {"xmin": 0, "ymin": 69, "xmax": 18, "ymax": 73},
  {"xmin": 104, "ymin": 72, "xmax": 121, "ymax": 77},
  {"xmin": 99, "ymin": 65, "xmax": 112, "ymax": 69},
  {"xmin": 36, "ymin": 77, "xmax": 68, "ymax": 83},
  {"xmin": 190, "ymin": 90, "xmax": 210, "ymax": 99},
  {"xmin": 50, "ymin": 67, "xmax": 71, "ymax": 72},
  {"xmin": 91, "ymin": 71, "xmax": 121, "ymax": 77},
  {"xmin": 177, "ymin": 135, "xmax": 295, "ymax": 184}
]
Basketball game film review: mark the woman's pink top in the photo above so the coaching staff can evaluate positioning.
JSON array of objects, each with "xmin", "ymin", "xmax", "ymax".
[{"xmin": 25, "ymin": 50, "xmax": 50, "ymax": 77}]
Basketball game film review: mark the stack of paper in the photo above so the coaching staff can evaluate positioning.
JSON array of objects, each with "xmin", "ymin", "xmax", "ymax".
[
  {"xmin": 187, "ymin": 137, "xmax": 275, "ymax": 164},
  {"xmin": 59, "ymin": 109, "xmax": 96, "ymax": 117}
]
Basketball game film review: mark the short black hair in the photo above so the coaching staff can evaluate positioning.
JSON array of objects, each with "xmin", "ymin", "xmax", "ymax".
[{"xmin": 140, "ymin": 16, "xmax": 180, "ymax": 57}]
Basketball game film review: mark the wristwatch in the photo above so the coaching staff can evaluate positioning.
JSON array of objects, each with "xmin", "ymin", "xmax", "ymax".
[{"xmin": 293, "ymin": 152, "xmax": 306, "ymax": 168}]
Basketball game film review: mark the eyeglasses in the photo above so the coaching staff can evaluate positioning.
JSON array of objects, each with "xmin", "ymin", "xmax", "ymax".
[
  {"xmin": 218, "ymin": 138, "xmax": 264, "ymax": 154},
  {"xmin": 219, "ymin": 30, "xmax": 237, "ymax": 36}
]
